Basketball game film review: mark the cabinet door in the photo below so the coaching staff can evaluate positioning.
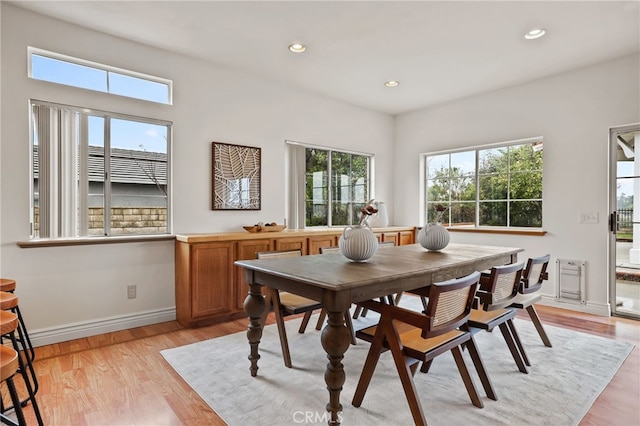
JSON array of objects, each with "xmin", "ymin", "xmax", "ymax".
[
  {"xmin": 235, "ymin": 239, "xmax": 273, "ymax": 309},
  {"xmin": 274, "ymin": 236, "xmax": 308, "ymax": 254},
  {"xmin": 382, "ymin": 232, "xmax": 399, "ymax": 246},
  {"xmin": 191, "ymin": 242, "xmax": 235, "ymax": 319},
  {"xmin": 398, "ymin": 230, "xmax": 415, "ymax": 246},
  {"xmin": 308, "ymin": 235, "xmax": 337, "ymax": 255}
]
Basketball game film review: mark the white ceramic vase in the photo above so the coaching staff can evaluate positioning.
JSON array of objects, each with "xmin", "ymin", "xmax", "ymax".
[
  {"xmin": 418, "ymin": 222, "xmax": 450, "ymax": 251},
  {"xmin": 339, "ymin": 225, "xmax": 378, "ymax": 262},
  {"xmin": 367, "ymin": 201, "xmax": 389, "ymax": 228}
]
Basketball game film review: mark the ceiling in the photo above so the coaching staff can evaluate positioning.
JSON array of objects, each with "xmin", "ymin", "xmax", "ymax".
[{"xmin": 9, "ymin": 1, "xmax": 640, "ymax": 115}]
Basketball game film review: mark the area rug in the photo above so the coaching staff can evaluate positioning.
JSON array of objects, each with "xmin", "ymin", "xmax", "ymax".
[{"xmin": 161, "ymin": 297, "xmax": 634, "ymax": 426}]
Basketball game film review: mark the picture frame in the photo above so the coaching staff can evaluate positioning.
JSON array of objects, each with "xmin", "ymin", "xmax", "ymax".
[{"xmin": 212, "ymin": 141, "xmax": 261, "ymax": 210}]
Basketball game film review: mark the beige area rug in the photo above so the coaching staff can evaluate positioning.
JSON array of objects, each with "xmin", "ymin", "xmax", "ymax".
[{"xmin": 161, "ymin": 296, "xmax": 634, "ymax": 426}]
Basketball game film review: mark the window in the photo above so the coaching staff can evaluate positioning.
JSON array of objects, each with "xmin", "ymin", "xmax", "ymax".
[
  {"xmin": 28, "ymin": 47, "xmax": 172, "ymax": 105},
  {"xmin": 31, "ymin": 101, "xmax": 171, "ymax": 239},
  {"xmin": 424, "ymin": 138, "xmax": 543, "ymax": 228},
  {"xmin": 288, "ymin": 142, "xmax": 372, "ymax": 228}
]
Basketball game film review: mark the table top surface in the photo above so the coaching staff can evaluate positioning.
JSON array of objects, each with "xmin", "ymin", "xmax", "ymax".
[{"xmin": 235, "ymin": 243, "xmax": 523, "ymax": 292}]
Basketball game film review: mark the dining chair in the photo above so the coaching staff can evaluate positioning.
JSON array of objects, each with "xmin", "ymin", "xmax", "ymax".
[
  {"xmin": 257, "ymin": 250, "xmax": 323, "ymax": 368},
  {"xmin": 467, "ymin": 262, "xmax": 530, "ymax": 373},
  {"xmin": 509, "ymin": 254, "xmax": 552, "ymax": 347},
  {"xmin": 352, "ymin": 271, "xmax": 497, "ymax": 426}
]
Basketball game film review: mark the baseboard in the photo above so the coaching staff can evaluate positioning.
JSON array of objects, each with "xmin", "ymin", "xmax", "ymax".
[
  {"xmin": 538, "ymin": 295, "xmax": 611, "ymax": 316},
  {"xmin": 28, "ymin": 307, "xmax": 176, "ymax": 347}
]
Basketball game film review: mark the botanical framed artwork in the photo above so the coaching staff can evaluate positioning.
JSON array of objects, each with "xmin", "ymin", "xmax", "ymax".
[{"xmin": 212, "ymin": 142, "xmax": 261, "ymax": 210}]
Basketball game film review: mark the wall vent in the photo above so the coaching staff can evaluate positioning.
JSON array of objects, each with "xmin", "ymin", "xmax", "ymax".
[{"xmin": 556, "ymin": 259, "xmax": 586, "ymax": 304}]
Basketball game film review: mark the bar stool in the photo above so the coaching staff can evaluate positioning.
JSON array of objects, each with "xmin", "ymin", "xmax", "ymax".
[
  {"xmin": 0, "ymin": 280, "xmax": 35, "ymax": 365},
  {"xmin": 0, "ymin": 292, "xmax": 38, "ymax": 396},
  {"xmin": 1, "ymin": 345, "xmax": 26, "ymax": 426},
  {"xmin": 0, "ymin": 310, "xmax": 43, "ymax": 425},
  {"xmin": 0, "ymin": 278, "xmax": 16, "ymax": 293}
]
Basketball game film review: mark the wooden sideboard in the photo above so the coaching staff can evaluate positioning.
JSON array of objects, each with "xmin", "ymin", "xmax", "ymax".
[{"xmin": 174, "ymin": 226, "xmax": 416, "ymax": 327}]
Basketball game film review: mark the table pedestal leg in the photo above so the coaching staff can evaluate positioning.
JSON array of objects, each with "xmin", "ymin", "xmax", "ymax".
[
  {"xmin": 321, "ymin": 310, "xmax": 352, "ymax": 426},
  {"xmin": 244, "ymin": 282, "xmax": 266, "ymax": 377}
]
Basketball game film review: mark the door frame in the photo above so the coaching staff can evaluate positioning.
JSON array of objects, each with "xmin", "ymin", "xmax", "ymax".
[{"xmin": 609, "ymin": 122, "xmax": 640, "ymax": 319}]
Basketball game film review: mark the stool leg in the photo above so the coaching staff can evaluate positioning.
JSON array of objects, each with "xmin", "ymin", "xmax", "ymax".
[
  {"xmin": 5, "ymin": 332, "xmax": 43, "ymax": 426},
  {"xmin": 14, "ymin": 306, "xmax": 36, "ymax": 363},
  {"xmin": 2, "ymin": 376, "xmax": 26, "ymax": 426},
  {"xmin": 13, "ymin": 320, "xmax": 38, "ymax": 396}
]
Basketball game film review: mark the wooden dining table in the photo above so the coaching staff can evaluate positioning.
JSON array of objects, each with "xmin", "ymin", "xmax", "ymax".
[{"xmin": 235, "ymin": 242, "xmax": 523, "ymax": 425}]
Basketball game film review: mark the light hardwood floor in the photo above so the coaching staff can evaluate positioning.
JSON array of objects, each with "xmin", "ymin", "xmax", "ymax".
[{"xmin": 2, "ymin": 304, "xmax": 639, "ymax": 426}]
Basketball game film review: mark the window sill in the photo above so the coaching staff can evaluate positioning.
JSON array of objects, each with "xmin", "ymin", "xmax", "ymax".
[
  {"xmin": 446, "ymin": 227, "xmax": 546, "ymax": 236},
  {"xmin": 17, "ymin": 234, "xmax": 175, "ymax": 248}
]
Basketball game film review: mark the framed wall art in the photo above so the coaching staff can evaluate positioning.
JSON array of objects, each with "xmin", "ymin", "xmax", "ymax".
[{"xmin": 212, "ymin": 142, "xmax": 261, "ymax": 210}]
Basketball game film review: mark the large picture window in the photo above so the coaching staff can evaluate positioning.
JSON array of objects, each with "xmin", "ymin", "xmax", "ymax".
[
  {"xmin": 424, "ymin": 138, "xmax": 543, "ymax": 228},
  {"xmin": 31, "ymin": 101, "xmax": 171, "ymax": 239},
  {"xmin": 288, "ymin": 142, "xmax": 372, "ymax": 228}
]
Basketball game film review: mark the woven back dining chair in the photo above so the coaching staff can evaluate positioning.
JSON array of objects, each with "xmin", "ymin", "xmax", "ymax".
[
  {"xmin": 509, "ymin": 254, "xmax": 552, "ymax": 347},
  {"xmin": 467, "ymin": 262, "xmax": 530, "ymax": 373},
  {"xmin": 352, "ymin": 271, "xmax": 497, "ymax": 426}
]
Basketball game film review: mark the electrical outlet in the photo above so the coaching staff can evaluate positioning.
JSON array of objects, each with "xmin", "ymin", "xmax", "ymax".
[
  {"xmin": 127, "ymin": 285, "xmax": 137, "ymax": 299},
  {"xmin": 579, "ymin": 212, "xmax": 599, "ymax": 224}
]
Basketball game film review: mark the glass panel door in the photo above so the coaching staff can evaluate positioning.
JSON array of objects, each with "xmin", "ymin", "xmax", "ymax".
[{"xmin": 611, "ymin": 124, "xmax": 640, "ymax": 319}]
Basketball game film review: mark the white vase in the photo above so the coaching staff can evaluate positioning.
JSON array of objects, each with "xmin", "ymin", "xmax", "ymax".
[
  {"xmin": 418, "ymin": 222, "xmax": 450, "ymax": 251},
  {"xmin": 367, "ymin": 201, "xmax": 389, "ymax": 228},
  {"xmin": 339, "ymin": 225, "xmax": 378, "ymax": 262}
]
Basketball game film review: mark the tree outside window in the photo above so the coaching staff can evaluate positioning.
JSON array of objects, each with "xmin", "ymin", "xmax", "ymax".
[{"xmin": 425, "ymin": 141, "xmax": 543, "ymax": 228}]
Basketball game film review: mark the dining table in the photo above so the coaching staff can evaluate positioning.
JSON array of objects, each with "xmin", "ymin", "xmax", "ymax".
[{"xmin": 235, "ymin": 242, "xmax": 523, "ymax": 426}]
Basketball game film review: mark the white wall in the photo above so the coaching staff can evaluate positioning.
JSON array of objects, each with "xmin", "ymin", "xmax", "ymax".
[
  {"xmin": 0, "ymin": 4, "xmax": 394, "ymax": 345},
  {"xmin": 394, "ymin": 54, "xmax": 640, "ymax": 315}
]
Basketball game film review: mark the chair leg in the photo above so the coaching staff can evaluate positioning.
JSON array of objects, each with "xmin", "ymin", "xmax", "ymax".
[
  {"xmin": 315, "ymin": 309, "xmax": 327, "ymax": 331},
  {"xmin": 343, "ymin": 311, "xmax": 357, "ymax": 345},
  {"xmin": 463, "ymin": 337, "xmax": 497, "ymax": 401},
  {"xmin": 385, "ymin": 322, "xmax": 427, "ymax": 426},
  {"xmin": 450, "ymin": 345, "xmax": 483, "ymax": 408},
  {"xmin": 419, "ymin": 359, "xmax": 433, "ymax": 373},
  {"xmin": 526, "ymin": 305, "xmax": 552, "ymax": 347},
  {"xmin": 394, "ymin": 292, "xmax": 403, "ymax": 305},
  {"xmin": 497, "ymin": 322, "xmax": 528, "ymax": 374},
  {"xmin": 507, "ymin": 319, "xmax": 530, "ymax": 366},
  {"xmin": 298, "ymin": 311, "xmax": 313, "ymax": 334},
  {"xmin": 352, "ymin": 325, "xmax": 386, "ymax": 407},
  {"xmin": 352, "ymin": 305, "xmax": 363, "ymax": 319},
  {"xmin": 269, "ymin": 289, "xmax": 292, "ymax": 368}
]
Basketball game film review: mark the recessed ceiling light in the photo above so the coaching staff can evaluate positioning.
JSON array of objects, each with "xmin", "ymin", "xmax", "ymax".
[
  {"xmin": 524, "ymin": 28, "xmax": 546, "ymax": 40},
  {"xmin": 288, "ymin": 43, "xmax": 306, "ymax": 53},
  {"xmin": 384, "ymin": 80, "xmax": 399, "ymax": 87}
]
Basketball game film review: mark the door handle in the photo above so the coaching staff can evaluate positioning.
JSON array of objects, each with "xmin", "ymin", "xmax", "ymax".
[{"xmin": 609, "ymin": 211, "xmax": 617, "ymax": 233}]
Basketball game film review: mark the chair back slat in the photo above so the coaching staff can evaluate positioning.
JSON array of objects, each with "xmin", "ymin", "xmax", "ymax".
[
  {"xmin": 432, "ymin": 287, "xmax": 471, "ymax": 326},
  {"xmin": 494, "ymin": 271, "xmax": 519, "ymax": 302},
  {"xmin": 521, "ymin": 254, "xmax": 550, "ymax": 293},
  {"xmin": 480, "ymin": 262, "xmax": 524, "ymax": 309},
  {"xmin": 425, "ymin": 271, "xmax": 480, "ymax": 337}
]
